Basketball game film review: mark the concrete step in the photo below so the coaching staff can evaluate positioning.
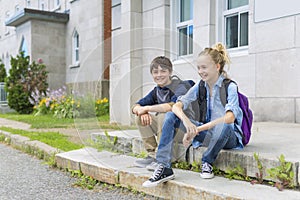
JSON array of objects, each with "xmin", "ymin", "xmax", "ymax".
[
  {"xmin": 90, "ymin": 125, "xmax": 300, "ymax": 186},
  {"xmin": 55, "ymin": 148, "xmax": 300, "ymax": 200}
]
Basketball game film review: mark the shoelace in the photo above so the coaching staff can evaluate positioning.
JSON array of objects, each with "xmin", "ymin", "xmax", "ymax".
[
  {"xmin": 150, "ymin": 164, "xmax": 164, "ymax": 180},
  {"xmin": 202, "ymin": 163, "xmax": 212, "ymax": 172}
]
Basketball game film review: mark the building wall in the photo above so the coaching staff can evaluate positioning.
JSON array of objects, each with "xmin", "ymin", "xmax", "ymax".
[
  {"xmin": 110, "ymin": 0, "xmax": 300, "ymax": 124},
  {"xmin": 30, "ymin": 19, "xmax": 66, "ymax": 89},
  {"xmin": 65, "ymin": 0, "xmax": 105, "ymax": 97},
  {"xmin": 0, "ymin": 0, "xmax": 68, "ymax": 89}
]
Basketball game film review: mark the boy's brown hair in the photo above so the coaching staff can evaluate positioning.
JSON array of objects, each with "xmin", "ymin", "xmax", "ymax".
[{"xmin": 150, "ymin": 56, "xmax": 173, "ymax": 73}]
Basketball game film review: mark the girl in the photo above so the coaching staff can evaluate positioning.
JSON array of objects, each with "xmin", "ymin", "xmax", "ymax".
[{"xmin": 143, "ymin": 43, "xmax": 243, "ymax": 187}]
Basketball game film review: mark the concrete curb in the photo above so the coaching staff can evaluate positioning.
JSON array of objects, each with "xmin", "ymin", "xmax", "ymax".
[
  {"xmin": 91, "ymin": 131, "xmax": 300, "ymax": 186},
  {"xmin": 55, "ymin": 148, "xmax": 300, "ymax": 200},
  {"xmin": 0, "ymin": 130, "xmax": 61, "ymax": 160},
  {"xmin": 1, "ymin": 127, "xmax": 300, "ymax": 199}
]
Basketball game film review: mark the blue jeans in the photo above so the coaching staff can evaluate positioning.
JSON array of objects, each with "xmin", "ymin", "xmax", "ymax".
[{"xmin": 156, "ymin": 111, "xmax": 238, "ymax": 168}]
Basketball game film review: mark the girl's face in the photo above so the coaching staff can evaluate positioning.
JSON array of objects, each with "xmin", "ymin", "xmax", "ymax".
[
  {"xmin": 151, "ymin": 65, "xmax": 172, "ymax": 87},
  {"xmin": 197, "ymin": 54, "xmax": 220, "ymax": 84}
]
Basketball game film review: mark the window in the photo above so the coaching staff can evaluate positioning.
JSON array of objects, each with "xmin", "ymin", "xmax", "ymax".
[
  {"xmin": 224, "ymin": 0, "xmax": 249, "ymax": 49},
  {"xmin": 112, "ymin": 0, "xmax": 121, "ymax": 30},
  {"xmin": 54, "ymin": 0, "xmax": 60, "ymax": 7},
  {"xmin": 25, "ymin": 0, "xmax": 31, "ymax": 7},
  {"xmin": 15, "ymin": 5, "xmax": 20, "ymax": 13},
  {"xmin": 72, "ymin": 30, "xmax": 80, "ymax": 66},
  {"xmin": 176, "ymin": 0, "xmax": 193, "ymax": 56},
  {"xmin": 19, "ymin": 36, "xmax": 29, "ymax": 57},
  {"xmin": 5, "ymin": 11, "xmax": 10, "ymax": 35},
  {"xmin": 40, "ymin": 0, "xmax": 45, "ymax": 10}
]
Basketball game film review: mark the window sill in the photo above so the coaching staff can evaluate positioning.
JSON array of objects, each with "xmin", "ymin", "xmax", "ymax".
[
  {"xmin": 51, "ymin": 5, "xmax": 61, "ymax": 12},
  {"xmin": 69, "ymin": 63, "xmax": 80, "ymax": 68},
  {"xmin": 69, "ymin": 0, "xmax": 79, "ymax": 3},
  {"xmin": 173, "ymin": 54, "xmax": 193, "ymax": 65},
  {"xmin": 228, "ymin": 47, "xmax": 249, "ymax": 57}
]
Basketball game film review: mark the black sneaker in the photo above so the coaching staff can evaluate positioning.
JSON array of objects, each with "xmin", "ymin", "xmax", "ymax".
[
  {"xmin": 133, "ymin": 156, "xmax": 155, "ymax": 168},
  {"xmin": 142, "ymin": 164, "xmax": 175, "ymax": 187},
  {"xmin": 200, "ymin": 162, "xmax": 214, "ymax": 179}
]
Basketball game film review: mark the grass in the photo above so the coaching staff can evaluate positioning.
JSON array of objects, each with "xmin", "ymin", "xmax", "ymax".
[
  {"xmin": 0, "ymin": 126, "xmax": 83, "ymax": 151},
  {"xmin": 0, "ymin": 113, "xmax": 75, "ymax": 129},
  {"xmin": 0, "ymin": 113, "xmax": 136, "ymax": 130},
  {"xmin": 0, "ymin": 112, "xmax": 136, "ymax": 152}
]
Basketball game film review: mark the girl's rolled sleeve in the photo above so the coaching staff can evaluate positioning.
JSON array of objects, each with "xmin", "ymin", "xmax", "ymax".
[
  {"xmin": 225, "ymin": 83, "xmax": 241, "ymax": 119},
  {"xmin": 177, "ymin": 82, "xmax": 199, "ymax": 110}
]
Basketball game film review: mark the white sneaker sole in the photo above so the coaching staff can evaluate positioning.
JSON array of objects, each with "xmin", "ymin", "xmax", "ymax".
[
  {"xmin": 142, "ymin": 174, "xmax": 175, "ymax": 188},
  {"xmin": 200, "ymin": 172, "xmax": 214, "ymax": 179}
]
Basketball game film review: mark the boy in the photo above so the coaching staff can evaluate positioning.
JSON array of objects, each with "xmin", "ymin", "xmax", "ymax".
[{"xmin": 132, "ymin": 56, "xmax": 194, "ymax": 171}]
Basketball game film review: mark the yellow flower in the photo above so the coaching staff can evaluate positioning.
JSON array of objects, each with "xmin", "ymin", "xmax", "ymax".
[{"xmin": 103, "ymin": 98, "xmax": 108, "ymax": 103}]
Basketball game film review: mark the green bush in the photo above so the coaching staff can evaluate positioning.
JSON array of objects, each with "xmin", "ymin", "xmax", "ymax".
[
  {"xmin": 0, "ymin": 59, "xmax": 7, "ymax": 82},
  {"xmin": 5, "ymin": 52, "xmax": 48, "ymax": 114}
]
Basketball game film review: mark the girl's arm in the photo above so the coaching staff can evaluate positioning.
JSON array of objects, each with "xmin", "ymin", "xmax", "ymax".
[{"xmin": 196, "ymin": 111, "xmax": 235, "ymax": 132}]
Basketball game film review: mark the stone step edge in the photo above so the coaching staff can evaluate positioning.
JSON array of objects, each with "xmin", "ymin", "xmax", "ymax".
[
  {"xmin": 55, "ymin": 148, "xmax": 300, "ymax": 200},
  {"xmin": 91, "ymin": 132, "xmax": 300, "ymax": 186},
  {"xmin": 0, "ymin": 130, "xmax": 61, "ymax": 160}
]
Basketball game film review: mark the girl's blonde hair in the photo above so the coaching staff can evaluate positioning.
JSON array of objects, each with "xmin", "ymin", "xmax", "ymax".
[{"xmin": 198, "ymin": 43, "xmax": 231, "ymax": 77}]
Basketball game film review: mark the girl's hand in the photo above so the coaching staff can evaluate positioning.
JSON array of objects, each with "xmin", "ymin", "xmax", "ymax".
[
  {"xmin": 183, "ymin": 133, "xmax": 193, "ymax": 148},
  {"xmin": 182, "ymin": 119, "xmax": 198, "ymax": 136},
  {"xmin": 140, "ymin": 113, "xmax": 152, "ymax": 126}
]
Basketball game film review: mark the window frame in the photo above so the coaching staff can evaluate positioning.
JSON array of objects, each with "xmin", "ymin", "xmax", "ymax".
[
  {"xmin": 25, "ymin": 0, "xmax": 31, "ymax": 7},
  {"xmin": 5, "ymin": 11, "xmax": 10, "ymax": 35},
  {"xmin": 39, "ymin": 0, "xmax": 45, "ymax": 10},
  {"xmin": 72, "ymin": 30, "xmax": 80, "ymax": 67},
  {"xmin": 112, "ymin": 0, "xmax": 121, "ymax": 31},
  {"xmin": 176, "ymin": 0, "xmax": 193, "ymax": 58},
  {"xmin": 223, "ymin": 2, "xmax": 249, "ymax": 51}
]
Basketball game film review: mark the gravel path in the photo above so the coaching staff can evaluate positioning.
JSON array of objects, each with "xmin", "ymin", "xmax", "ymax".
[{"xmin": 0, "ymin": 143, "xmax": 158, "ymax": 200}]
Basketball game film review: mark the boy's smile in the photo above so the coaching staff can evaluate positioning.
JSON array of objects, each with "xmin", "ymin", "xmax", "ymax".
[{"xmin": 151, "ymin": 66, "xmax": 172, "ymax": 87}]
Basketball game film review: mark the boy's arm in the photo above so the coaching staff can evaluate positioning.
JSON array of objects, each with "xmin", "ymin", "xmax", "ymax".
[{"xmin": 133, "ymin": 102, "xmax": 174, "ymax": 116}]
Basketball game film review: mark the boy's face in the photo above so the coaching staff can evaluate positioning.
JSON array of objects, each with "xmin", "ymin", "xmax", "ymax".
[
  {"xmin": 197, "ymin": 55, "xmax": 220, "ymax": 83},
  {"xmin": 151, "ymin": 65, "xmax": 172, "ymax": 87}
]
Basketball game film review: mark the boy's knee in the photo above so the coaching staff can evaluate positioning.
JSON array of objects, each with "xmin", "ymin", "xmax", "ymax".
[
  {"xmin": 135, "ymin": 115, "xmax": 143, "ymax": 126},
  {"xmin": 165, "ymin": 111, "xmax": 176, "ymax": 120}
]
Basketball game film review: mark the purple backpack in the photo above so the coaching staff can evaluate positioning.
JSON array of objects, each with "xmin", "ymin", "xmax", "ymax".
[{"xmin": 198, "ymin": 79, "xmax": 253, "ymax": 145}]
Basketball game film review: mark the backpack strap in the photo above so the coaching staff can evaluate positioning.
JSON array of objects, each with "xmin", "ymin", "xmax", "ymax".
[
  {"xmin": 220, "ymin": 78, "xmax": 237, "ymax": 107},
  {"xmin": 198, "ymin": 80, "xmax": 207, "ymax": 123}
]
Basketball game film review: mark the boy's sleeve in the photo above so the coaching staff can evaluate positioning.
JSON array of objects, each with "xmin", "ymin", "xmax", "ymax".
[{"xmin": 136, "ymin": 88, "xmax": 156, "ymax": 106}]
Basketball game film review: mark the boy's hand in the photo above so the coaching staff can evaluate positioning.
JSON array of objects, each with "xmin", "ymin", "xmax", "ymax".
[
  {"xmin": 140, "ymin": 113, "xmax": 152, "ymax": 126},
  {"xmin": 134, "ymin": 106, "xmax": 149, "ymax": 116}
]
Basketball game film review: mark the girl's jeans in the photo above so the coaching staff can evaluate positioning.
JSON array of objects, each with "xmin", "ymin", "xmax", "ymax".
[{"xmin": 156, "ymin": 111, "xmax": 238, "ymax": 168}]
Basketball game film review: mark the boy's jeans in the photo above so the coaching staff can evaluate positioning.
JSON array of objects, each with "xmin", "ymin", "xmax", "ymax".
[
  {"xmin": 135, "ymin": 113, "xmax": 184, "ymax": 158},
  {"xmin": 156, "ymin": 111, "xmax": 238, "ymax": 168}
]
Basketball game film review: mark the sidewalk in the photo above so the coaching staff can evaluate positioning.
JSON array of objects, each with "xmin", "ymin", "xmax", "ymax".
[{"xmin": 0, "ymin": 117, "xmax": 300, "ymax": 199}]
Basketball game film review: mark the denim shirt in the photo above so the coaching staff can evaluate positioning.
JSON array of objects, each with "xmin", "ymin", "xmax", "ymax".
[{"xmin": 177, "ymin": 75, "xmax": 244, "ymax": 149}]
